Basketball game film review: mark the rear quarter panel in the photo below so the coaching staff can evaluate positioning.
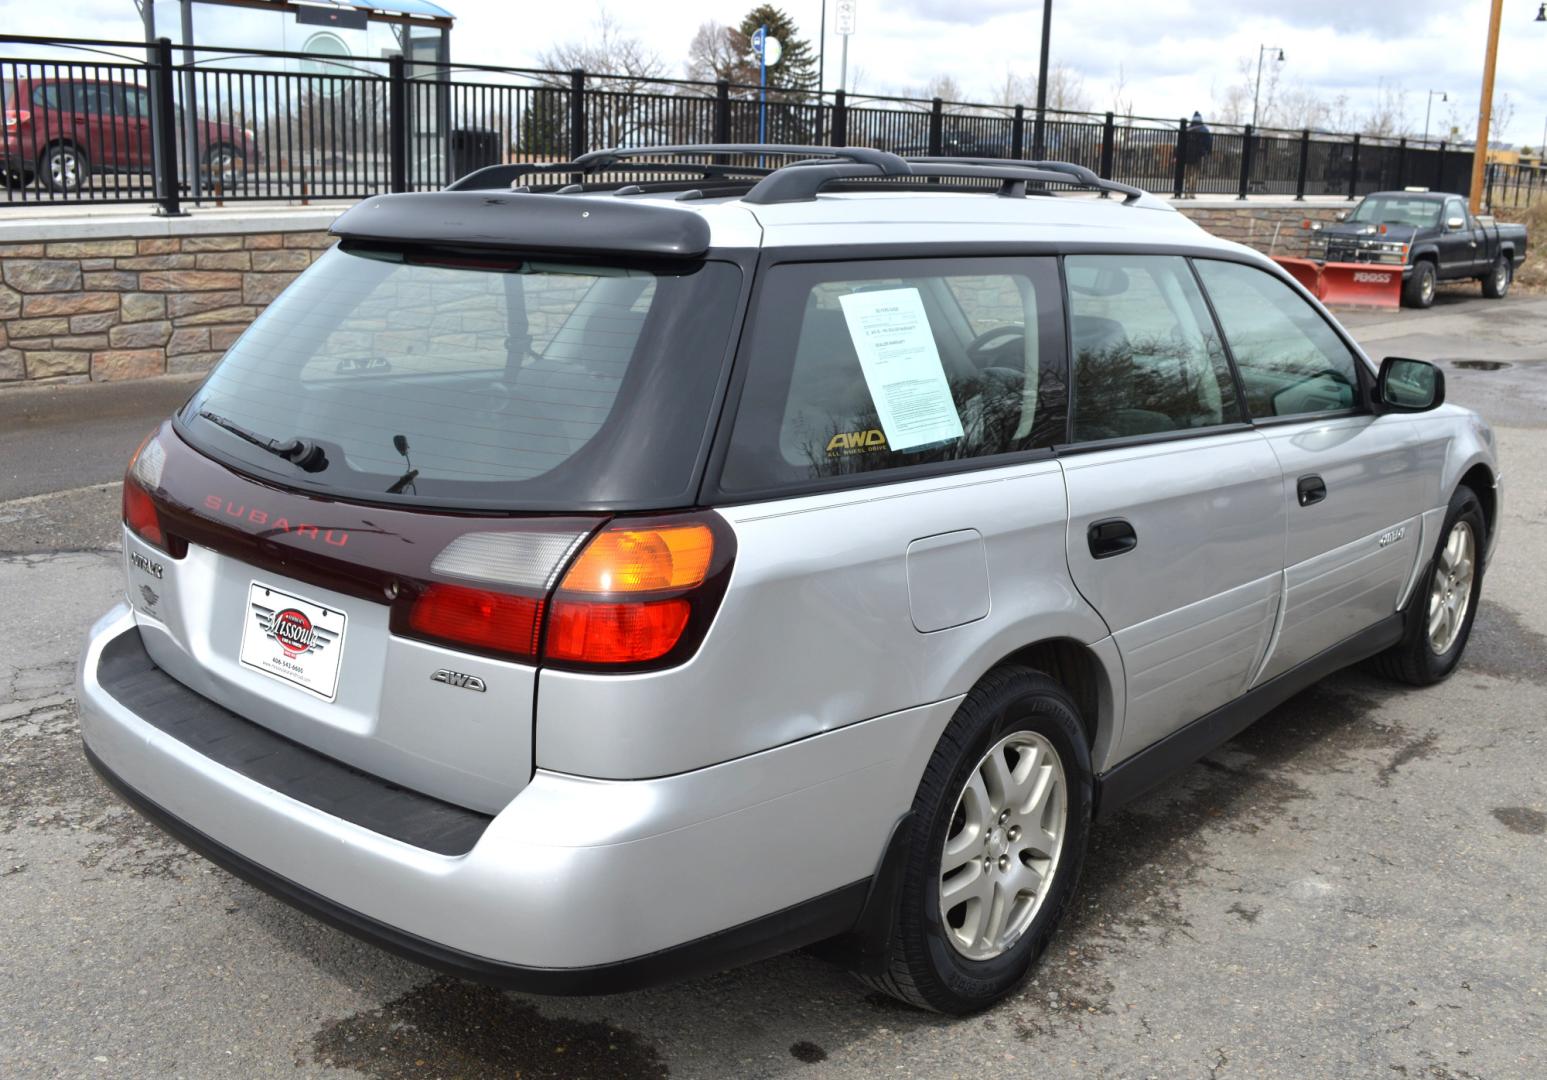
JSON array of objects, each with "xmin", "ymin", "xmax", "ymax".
[{"xmin": 535, "ymin": 460, "xmax": 1119, "ymax": 779}]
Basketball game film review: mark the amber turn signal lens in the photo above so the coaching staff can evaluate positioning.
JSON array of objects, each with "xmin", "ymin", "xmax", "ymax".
[{"xmin": 559, "ymin": 523, "xmax": 714, "ymax": 594}]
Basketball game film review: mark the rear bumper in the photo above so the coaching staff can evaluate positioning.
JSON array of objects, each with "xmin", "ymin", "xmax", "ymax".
[{"xmin": 78, "ymin": 603, "xmax": 949, "ymax": 990}]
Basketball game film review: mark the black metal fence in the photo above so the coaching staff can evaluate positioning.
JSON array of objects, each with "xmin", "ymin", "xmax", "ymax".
[{"xmin": 2, "ymin": 33, "xmax": 1539, "ymax": 213}]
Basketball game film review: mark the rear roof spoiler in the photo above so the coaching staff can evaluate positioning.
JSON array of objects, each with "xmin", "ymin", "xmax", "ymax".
[{"xmin": 329, "ymin": 191, "xmax": 713, "ymax": 258}]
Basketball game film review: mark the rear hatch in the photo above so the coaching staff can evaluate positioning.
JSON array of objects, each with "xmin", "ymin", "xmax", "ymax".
[{"xmin": 123, "ymin": 241, "xmax": 742, "ymax": 813}]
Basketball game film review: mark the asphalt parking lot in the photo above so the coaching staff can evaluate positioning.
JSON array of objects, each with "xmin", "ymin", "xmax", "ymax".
[{"xmin": 2, "ymin": 291, "xmax": 1544, "ymax": 1079}]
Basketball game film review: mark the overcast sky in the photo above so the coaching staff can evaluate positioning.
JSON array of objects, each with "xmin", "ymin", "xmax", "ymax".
[{"xmin": 2, "ymin": 0, "xmax": 1545, "ymax": 145}]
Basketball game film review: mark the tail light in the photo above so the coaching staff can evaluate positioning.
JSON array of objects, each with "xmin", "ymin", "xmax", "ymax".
[
  {"xmin": 397, "ymin": 514, "xmax": 735, "ymax": 672},
  {"xmin": 546, "ymin": 522, "xmax": 717, "ymax": 666},
  {"xmin": 3, "ymin": 110, "xmax": 28, "ymax": 128},
  {"xmin": 123, "ymin": 428, "xmax": 185, "ymax": 556}
]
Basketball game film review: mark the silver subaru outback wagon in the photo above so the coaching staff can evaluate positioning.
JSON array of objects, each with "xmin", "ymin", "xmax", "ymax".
[{"xmin": 77, "ymin": 147, "xmax": 1500, "ymax": 1014}]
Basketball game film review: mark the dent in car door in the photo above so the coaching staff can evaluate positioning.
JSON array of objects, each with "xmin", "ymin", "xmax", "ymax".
[
  {"xmin": 1063, "ymin": 431, "xmax": 1285, "ymax": 762},
  {"xmin": 1061, "ymin": 252, "xmax": 1287, "ymax": 764}
]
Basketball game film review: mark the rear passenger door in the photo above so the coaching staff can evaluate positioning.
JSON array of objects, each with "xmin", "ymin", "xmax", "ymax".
[
  {"xmin": 1059, "ymin": 255, "xmax": 1286, "ymax": 762},
  {"xmin": 1193, "ymin": 259, "xmax": 1433, "ymax": 683}
]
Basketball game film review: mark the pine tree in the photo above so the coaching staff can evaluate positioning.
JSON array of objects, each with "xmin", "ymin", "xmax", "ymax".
[
  {"xmin": 732, "ymin": 5, "xmax": 818, "ymax": 97},
  {"xmin": 519, "ymin": 89, "xmax": 567, "ymax": 159}
]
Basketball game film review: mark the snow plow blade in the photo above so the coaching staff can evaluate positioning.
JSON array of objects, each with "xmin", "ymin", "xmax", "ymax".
[
  {"xmin": 1317, "ymin": 262, "xmax": 1402, "ymax": 309},
  {"xmin": 1272, "ymin": 256, "xmax": 1324, "ymax": 298}
]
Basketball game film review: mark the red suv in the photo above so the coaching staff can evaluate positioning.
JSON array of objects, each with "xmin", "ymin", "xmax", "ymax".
[{"xmin": 2, "ymin": 77, "xmax": 258, "ymax": 193}]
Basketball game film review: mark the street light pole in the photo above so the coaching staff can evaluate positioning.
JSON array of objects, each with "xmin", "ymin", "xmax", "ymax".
[
  {"xmin": 1468, "ymin": 0, "xmax": 1504, "ymax": 214},
  {"xmin": 1031, "ymin": 0, "xmax": 1052, "ymax": 160},
  {"xmin": 817, "ymin": 0, "xmax": 826, "ymax": 96},
  {"xmin": 1423, "ymin": 90, "xmax": 1447, "ymax": 145},
  {"xmin": 1251, "ymin": 45, "xmax": 1284, "ymax": 129}
]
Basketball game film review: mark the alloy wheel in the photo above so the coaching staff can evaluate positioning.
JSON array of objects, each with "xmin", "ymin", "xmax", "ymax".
[
  {"xmin": 1427, "ymin": 520, "xmax": 1475, "ymax": 655},
  {"xmin": 939, "ymin": 730, "xmax": 1067, "ymax": 961}
]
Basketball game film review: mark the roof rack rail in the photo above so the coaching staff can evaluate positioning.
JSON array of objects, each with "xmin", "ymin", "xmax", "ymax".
[
  {"xmin": 903, "ymin": 157, "xmax": 1145, "ymax": 204},
  {"xmin": 448, "ymin": 158, "xmax": 778, "ymax": 192},
  {"xmin": 572, "ymin": 144, "xmax": 912, "ymax": 175},
  {"xmin": 447, "ymin": 144, "xmax": 1149, "ymax": 206}
]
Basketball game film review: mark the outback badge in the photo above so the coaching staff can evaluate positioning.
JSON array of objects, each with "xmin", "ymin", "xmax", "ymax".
[{"xmin": 431, "ymin": 669, "xmax": 487, "ymax": 693}]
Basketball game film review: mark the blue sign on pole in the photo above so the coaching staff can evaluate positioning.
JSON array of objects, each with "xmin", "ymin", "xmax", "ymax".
[{"xmin": 753, "ymin": 24, "xmax": 768, "ymax": 146}]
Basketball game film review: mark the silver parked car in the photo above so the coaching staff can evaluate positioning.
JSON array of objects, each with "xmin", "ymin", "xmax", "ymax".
[{"xmin": 77, "ymin": 147, "xmax": 1500, "ymax": 1014}]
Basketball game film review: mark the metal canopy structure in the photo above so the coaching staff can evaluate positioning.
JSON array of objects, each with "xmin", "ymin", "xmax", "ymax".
[
  {"xmin": 136, "ymin": 0, "xmax": 453, "ymax": 35},
  {"xmin": 133, "ymin": 0, "xmax": 452, "ymax": 199}
]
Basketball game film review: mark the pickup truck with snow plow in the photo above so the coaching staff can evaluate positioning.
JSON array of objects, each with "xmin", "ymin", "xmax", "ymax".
[{"xmin": 1312, "ymin": 189, "xmax": 1528, "ymax": 309}]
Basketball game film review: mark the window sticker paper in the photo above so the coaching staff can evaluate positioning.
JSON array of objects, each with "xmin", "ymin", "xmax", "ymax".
[{"xmin": 838, "ymin": 288, "xmax": 965, "ymax": 452}]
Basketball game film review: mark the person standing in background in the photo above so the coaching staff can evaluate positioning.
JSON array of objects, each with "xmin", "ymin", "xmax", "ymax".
[{"xmin": 1181, "ymin": 111, "xmax": 1213, "ymax": 198}]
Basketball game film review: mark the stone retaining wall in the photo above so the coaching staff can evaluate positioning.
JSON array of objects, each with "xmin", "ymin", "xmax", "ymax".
[
  {"xmin": 0, "ymin": 201, "xmax": 1352, "ymax": 388},
  {"xmin": 0, "ymin": 228, "xmax": 335, "ymax": 385},
  {"xmin": 1175, "ymin": 204, "xmax": 1346, "ymax": 254}
]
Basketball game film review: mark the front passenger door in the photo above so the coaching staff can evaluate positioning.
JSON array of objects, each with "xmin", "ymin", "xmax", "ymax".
[
  {"xmin": 1437, "ymin": 198, "xmax": 1479, "ymax": 278},
  {"xmin": 1194, "ymin": 259, "xmax": 1435, "ymax": 683}
]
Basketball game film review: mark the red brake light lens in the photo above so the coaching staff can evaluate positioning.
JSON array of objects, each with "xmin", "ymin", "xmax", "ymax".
[
  {"xmin": 122, "ymin": 477, "xmax": 165, "ymax": 548},
  {"xmin": 123, "ymin": 429, "xmax": 175, "ymax": 553},
  {"xmin": 545, "ymin": 598, "xmax": 692, "ymax": 664},
  {"xmin": 407, "ymin": 583, "xmax": 544, "ymax": 660}
]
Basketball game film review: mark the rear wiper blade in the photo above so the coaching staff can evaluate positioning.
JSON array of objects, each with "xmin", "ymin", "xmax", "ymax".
[{"xmin": 196, "ymin": 410, "xmax": 328, "ymax": 472}]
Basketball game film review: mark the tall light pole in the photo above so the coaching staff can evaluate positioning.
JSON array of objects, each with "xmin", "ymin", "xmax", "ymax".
[
  {"xmin": 1251, "ymin": 45, "xmax": 1285, "ymax": 129},
  {"xmin": 1467, "ymin": 0, "xmax": 1504, "ymax": 214},
  {"xmin": 1423, "ymin": 90, "xmax": 1447, "ymax": 145},
  {"xmin": 817, "ymin": 0, "xmax": 826, "ymax": 96},
  {"xmin": 1031, "ymin": 0, "xmax": 1052, "ymax": 159}
]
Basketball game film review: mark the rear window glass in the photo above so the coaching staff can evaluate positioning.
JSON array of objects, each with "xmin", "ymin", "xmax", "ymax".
[
  {"xmin": 180, "ymin": 246, "xmax": 741, "ymax": 511},
  {"xmin": 717, "ymin": 257, "xmax": 1068, "ymax": 496}
]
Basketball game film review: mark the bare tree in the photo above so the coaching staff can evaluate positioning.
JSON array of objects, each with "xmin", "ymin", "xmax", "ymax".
[
  {"xmin": 915, "ymin": 74, "xmax": 970, "ymax": 113},
  {"xmin": 1109, "ymin": 64, "xmax": 1134, "ymax": 122},
  {"xmin": 536, "ymin": 8, "xmax": 667, "ymax": 92},
  {"xmin": 1362, "ymin": 80, "xmax": 1412, "ymax": 139},
  {"xmin": 1488, "ymin": 92, "xmax": 1515, "ymax": 146},
  {"xmin": 996, "ymin": 63, "xmax": 1091, "ymax": 113},
  {"xmin": 684, "ymin": 20, "xmax": 742, "ymax": 84}
]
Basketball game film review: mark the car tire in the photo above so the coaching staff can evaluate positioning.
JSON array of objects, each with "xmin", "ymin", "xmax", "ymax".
[
  {"xmin": 39, "ymin": 143, "xmax": 87, "ymax": 193},
  {"xmin": 858, "ymin": 667, "xmax": 1092, "ymax": 1014},
  {"xmin": 204, "ymin": 143, "xmax": 246, "ymax": 190},
  {"xmin": 1370, "ymin": 484, "xmax": 1486, "ymax": 687},
  {"xmin": 1480, "ymin": 257, "xmax": 1511, "ymax": 300},
  {"xmin": 1402, "ymin": 260, "xmax": 1436, "ymax": 309}
]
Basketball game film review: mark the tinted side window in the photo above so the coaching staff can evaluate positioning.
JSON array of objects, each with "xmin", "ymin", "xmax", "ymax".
[
  {"xmin": 1194, "ymin": 260, "xmax": 1359, "ymax": 418},
  {"xmin": 719, "ymin": 258, "xmax": 1068, "ymax": 495},
  {"xmin": 1066, "ymin": 254, "xmax": 1238, "ymax": 442}
]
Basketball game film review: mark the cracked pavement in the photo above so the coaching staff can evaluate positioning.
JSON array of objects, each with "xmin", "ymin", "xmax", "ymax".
[{"xmin": 1, "ymin": 295, "xmax": 1544, "ymax": 1079}]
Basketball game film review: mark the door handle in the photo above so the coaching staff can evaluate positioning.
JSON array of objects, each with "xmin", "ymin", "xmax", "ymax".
[
  {"xmin": 1297, "ymin": 474, "xmax": 1327, "ymax": 507},
  {"xmin": 1087, "ymin": 518, "xmax": 1137, "ymax": 559}
]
